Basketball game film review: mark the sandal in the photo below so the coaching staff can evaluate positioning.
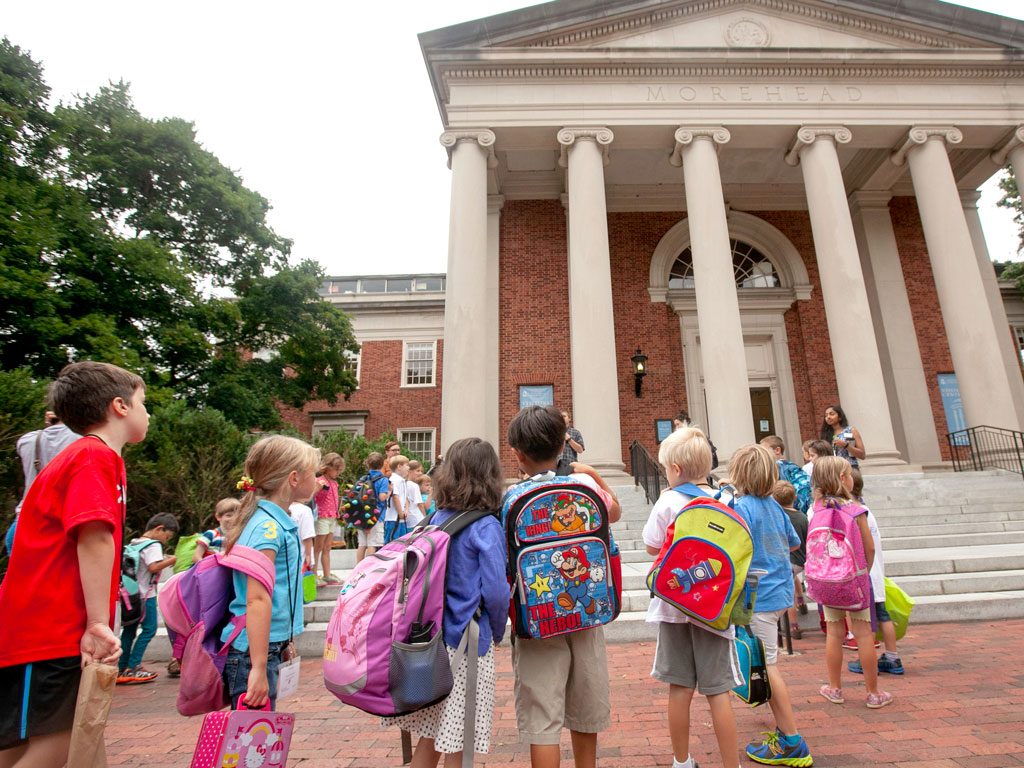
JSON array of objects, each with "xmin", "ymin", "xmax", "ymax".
[
  {"xmin": 866, "ymin": 691, "xmax": 893, "ymax": 709},
  {"xmin": 324, "ymin": 575, "xmax": 342, "ymax": 585}
]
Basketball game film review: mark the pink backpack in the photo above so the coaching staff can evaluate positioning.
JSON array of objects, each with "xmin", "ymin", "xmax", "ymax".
[
  {"xmin": 158, "ymin": 546, "xmax": 276, "ymax": 715},
  {"xmin": 804, "ymin": 498, "xmax": 871, "ymax": 611},
  {"xmin": 323, "ymin": 511, "xmax": 493, "ymax": 717}
]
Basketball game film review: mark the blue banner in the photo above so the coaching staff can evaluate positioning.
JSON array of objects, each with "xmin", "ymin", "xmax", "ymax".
[{"xmin": 938, "ymin": 373, "xmax": 968, "ymax": 445}]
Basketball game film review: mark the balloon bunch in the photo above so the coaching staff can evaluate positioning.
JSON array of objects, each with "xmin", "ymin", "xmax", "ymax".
[{"xmin": 339, "ymin": 481, "xmax": 380, "ymax": 530}]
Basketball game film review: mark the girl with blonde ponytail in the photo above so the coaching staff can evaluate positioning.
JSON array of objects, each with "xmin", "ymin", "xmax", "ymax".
[{"xmin": 222, "ymin": 435, "xmax": 321, "ymax": 710}]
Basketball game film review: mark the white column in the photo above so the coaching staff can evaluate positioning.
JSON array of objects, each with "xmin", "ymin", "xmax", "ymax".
[
  {"xmin": 670, "ymin": 127, "xmax": 754, "ymax": 459},
  {"xmin": 558, "ymin": 127, "xmax": 625, "ymax": 476},
  {"xmin": 849, "ymin": 191, "xmax": 943, "ymax": 466},
  {"xmin": 438, "ymin": 129, "xmax": 495, "ymax": 453},
  {"xmin": 960, "ymin": 189, "xmax": 1024, "ymax": 427},
  {"xmin": 485, "ymin": 195, "xmax": 504, "ymax": 451},
  {"xmin": 893, "ymin": 127, "xmax": 1019, "ymax": 430},
  {"xmin": 786, "ymin": 127, "xmax": 903, "ymax": 465}
]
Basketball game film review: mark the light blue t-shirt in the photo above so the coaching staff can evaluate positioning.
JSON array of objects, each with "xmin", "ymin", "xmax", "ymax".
[
  {"xmin": 734, "ymin": 495, "xmax": 801, "ymax": 613},
  {"xmin": 223, "ymin": 500, "xmax": 304, "ymax": 651}
]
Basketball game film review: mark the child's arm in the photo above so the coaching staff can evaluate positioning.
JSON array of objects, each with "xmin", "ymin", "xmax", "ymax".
[
  {"xmin": 148, "ymin": 555, "xmax": 177, "ymax": 573},
  {"xmin": 569, "ymin": 462, "xmax": 621, "ymax": 523},
  {"xmin": 855, "ymin": 513, "xmax": 874, "ymax": 571},
  {"xmin": 393, "ymin": 484, "xmax": 407, "ymax": 519},
  {"xmin": 193, "ymin": 535, "xmax": 211, "ymax": 564},
  {"xmin": 77, "ymin": 522, "xmax": 122, "ymax": 664},
  {"xmin": 242, "ymin": 553, "xmax": 275, "ymax": 708},
  {"xmin": 303, "ymin": 537, "xmax": 314, "ymax": 569}
]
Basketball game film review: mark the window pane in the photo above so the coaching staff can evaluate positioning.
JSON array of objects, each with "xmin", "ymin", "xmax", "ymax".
[
  {"xmin": 416, "ymin": 277, "xmax": 443, "ymax": 291},
  {"xmin": 398, "ymin": 430, "xmax": 435, "ymax": 463},
  {"xmin": 404, "ymin": 342, "xmax": 435, "ymax": 385},
  {"xmin": 335, "ymin": 280, "xmax": 357, "ymax": 294},
  {"xmin": 386, "ymin": 278, "xmax": 412, "ymax": 293},
  {"xmin": 361, "ymin": 278, "xmax": 386, "ymax": 293}
]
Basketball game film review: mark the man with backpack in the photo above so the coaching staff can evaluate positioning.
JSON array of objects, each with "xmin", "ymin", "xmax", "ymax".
[{"xmin": 118, "ymin": 513, "xmax": 179, "ymax": 684}]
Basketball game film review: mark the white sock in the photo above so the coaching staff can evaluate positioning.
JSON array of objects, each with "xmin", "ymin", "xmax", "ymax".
[
  {"xmin": 673, "ymin": 756, "xmax": 694, "ymax": 768},
  {"xmin": 882, "ymin": 651, "xmax": 899, "ymax": 661}
]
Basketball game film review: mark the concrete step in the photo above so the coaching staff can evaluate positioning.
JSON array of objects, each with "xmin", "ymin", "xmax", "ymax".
[
  {"xmin": 882, "ymin": 530, "xmax": 1024, "ymax": 550},
  {"xmin": 895, "ymin": 569, "xmax": 1024, "ymax": 597},
  {"xmin": 884, "ymin": 543, "xmax": 1024, "ymax": 577},
  {"xmin": 882, "ymin": 520, "xmax": 1024, "ymax": 538}
]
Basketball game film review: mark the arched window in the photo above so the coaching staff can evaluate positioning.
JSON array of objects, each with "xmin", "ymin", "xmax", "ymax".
[{"xmin": 668, "ymin": 239, "xmax": 780, "ymax": 289}]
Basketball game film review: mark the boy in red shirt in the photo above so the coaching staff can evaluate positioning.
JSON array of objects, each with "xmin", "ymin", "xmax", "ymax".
[{"xmin": 0, "ymin": 361, "xmax": 149, "ymax": 767}]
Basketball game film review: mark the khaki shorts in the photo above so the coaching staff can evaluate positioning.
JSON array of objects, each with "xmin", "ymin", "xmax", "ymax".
[
  {"xmin": 314, "ymin": 517, "xmax": 334, "ymax": 536},
  {"xmin": 822, "ymin": 605, "xmax": 870, "ymax": 623},
  {"xmin": 750, "ymin": 609, "xmax": 785, "ymax": 665},
  {"xmin": 356, "ymin": 523, "xmax": 384, "ymax": 549},
  {"xmin": 512, "ymin": 628, "xmax": 611, "ymax": 744},
  {"xmin": 651, "ymin": 622, "xmax": 742, "ymax": 696}
]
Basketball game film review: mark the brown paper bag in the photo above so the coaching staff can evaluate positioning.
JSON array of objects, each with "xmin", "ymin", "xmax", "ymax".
[{"xmin": 67, "ymin": 662, "xmax": 117, "ymax": 768}]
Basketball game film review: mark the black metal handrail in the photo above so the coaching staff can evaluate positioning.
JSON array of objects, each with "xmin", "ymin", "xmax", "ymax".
[
  {"xmin": 629, "ymin": 440, "xmax": 665, "ymax": 505},
  {"xmin": 946, "ymin": 425, "xmax": 1024, "ymax": 477}
]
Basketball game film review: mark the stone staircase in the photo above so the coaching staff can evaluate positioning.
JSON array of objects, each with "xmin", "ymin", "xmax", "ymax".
[{"xmin": 144, "ymin": 469, "xmax": 1024, "ymax": 659}]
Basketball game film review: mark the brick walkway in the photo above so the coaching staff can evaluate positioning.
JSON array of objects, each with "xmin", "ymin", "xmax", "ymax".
[{"xmin": 107, "ymin": 620, "xmax": 1024, "ymax": 768}]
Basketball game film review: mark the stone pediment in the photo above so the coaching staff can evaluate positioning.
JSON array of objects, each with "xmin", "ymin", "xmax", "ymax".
[{"xmin": 420, "ymin": 0, "xmax": 1021, "ymax": 53}]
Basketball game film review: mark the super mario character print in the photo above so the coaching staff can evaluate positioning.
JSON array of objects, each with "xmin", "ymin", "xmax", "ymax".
[
  {"xmin": 518, "ymin": 539, "xmax": 614, "ymax": 637},
  {"xmin": 516, "ymin": 490, "xmax": 602, "ymax": 542},
  {"xmin": 551, "ymin": 495, "xmax": 590, "ymax": 533}
]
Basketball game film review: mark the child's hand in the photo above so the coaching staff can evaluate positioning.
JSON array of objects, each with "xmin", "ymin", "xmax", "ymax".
[
  {"xmin": 244, "ymin": 666, "xmax": 270, "ymax": 709},
  {"xmin": 167, "ymin": 555, "xmax": 177, "ymax": 566},
  {"xmin": 569, "ymin": 462, "xmax": 596, "ymax": 477},
  {"xmin": 81, "ymin": 621, "xmax": 121, "ymax": 666}
]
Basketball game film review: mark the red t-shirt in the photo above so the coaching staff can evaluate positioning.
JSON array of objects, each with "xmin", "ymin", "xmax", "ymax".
[{"xmin": 0, "ymin": 437, "xmax": 125, "ymax": 667}]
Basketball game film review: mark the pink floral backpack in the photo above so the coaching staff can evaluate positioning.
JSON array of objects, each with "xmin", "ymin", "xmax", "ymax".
[{"xmin": 804, "ymin": 497, "xmax": 871, "ymax": 611}]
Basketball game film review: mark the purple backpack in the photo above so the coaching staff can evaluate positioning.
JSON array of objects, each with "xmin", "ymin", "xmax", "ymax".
[
  {"xmin": 804, "ymin": 498, "xmax": 871, "ymax": 611},
  {"xmin": 323, "ymin": 510, "xmax": 493, "ymax": 717},
  {"xmin": 158, "ymin": 546, "xmax": 276, "ymax": 715}
]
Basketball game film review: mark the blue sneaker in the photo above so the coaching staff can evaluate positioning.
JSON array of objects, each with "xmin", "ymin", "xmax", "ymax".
[
  {"xmin": 849, "ymin": 656, "xmax": 905, "ymax": 675},
  {"xmin": 746, "ymin": 729, "xmax": 813, "ymax": 767}
]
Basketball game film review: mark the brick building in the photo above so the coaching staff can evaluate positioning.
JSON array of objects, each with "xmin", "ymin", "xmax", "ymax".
[{"xmin": 292, "ymin": 0, "xmax": 1024, "ymax": 477}]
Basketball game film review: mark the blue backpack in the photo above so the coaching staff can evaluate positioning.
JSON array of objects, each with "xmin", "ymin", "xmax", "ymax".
[
  {"xmin": 778, "ymin": 460, "xmax": 811, "ymax": 515},
  {"xmin": 501, "ymin": 476, "xmax": 621, "ymax": 639},
  {"xmin": 733, "ymin": 624, "xmax": 772, "ymax": 706}
]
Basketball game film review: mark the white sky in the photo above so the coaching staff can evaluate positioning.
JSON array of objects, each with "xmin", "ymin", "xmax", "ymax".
[{"xmin": 4, "ymin": 0, "xmax": 1024, "ymax": 277}]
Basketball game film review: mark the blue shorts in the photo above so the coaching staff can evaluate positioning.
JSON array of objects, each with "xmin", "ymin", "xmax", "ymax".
[
  {"xmin": 875, "ymin": 600, "xmax": 891, "ymax": 624},
  {"xmin": 223, "ymin": 641, "xmax": 286, "ymax": 711}
]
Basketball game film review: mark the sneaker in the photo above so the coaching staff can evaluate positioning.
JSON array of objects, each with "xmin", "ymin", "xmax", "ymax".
[
  {"xmin": 819, "ymin": 685, "xmax": 844, "ymax": 704},
  {"xmin": 849, "ymin": 657, "xmax": 905, "ymax": 675},
  {"xmin": 877, "ymin": 656, "xmax": 905, "ymax": 675},
  {"xmin": 866, "ymin": 691, "xmax": 894, "ymax": 709},
  {"xmin": 167, "ymin": 658, "xmax": 181, "ymax": 678},
  {"xmin": 746, "ymin": 729, "xmax": 814, "ymax": 767},
  {"xmin": 116, "ymin": 667, "xmax": 158, "ymax": 685},
  {"xmin": 842, "ymin": 635, "xmax": 881, "ymax": 651}
]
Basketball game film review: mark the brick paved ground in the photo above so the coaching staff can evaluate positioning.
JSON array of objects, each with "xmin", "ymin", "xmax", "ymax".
[{"xmin": 107, "ymin": 620, "xmax": 1024, "ymax": 768}]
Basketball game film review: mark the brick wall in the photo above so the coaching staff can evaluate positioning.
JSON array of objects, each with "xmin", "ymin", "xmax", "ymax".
[{"xmin": 282, "ymin": 339, "xmax": 443, "ymax": 458}]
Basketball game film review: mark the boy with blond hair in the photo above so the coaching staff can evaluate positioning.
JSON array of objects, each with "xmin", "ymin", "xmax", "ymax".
[
  {"xmin": 0, "ymin": 362, "xmax": 149, "ymax": 765},
  {"xmin": 384, "ymin": 454, "xmax": 410, "ymax": 543},
  {"xmin": 643, "ymin": 427, "xmax": 740, "ymax": 768}
]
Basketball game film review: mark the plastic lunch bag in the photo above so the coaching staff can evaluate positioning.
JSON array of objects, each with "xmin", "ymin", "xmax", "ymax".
[{"xmin": 876, "ymin": 577, "xmax": 914, "ymax": 641}]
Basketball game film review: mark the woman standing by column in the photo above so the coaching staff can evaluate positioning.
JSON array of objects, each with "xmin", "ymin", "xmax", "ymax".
[{"xmin": 820, "ymin": 405, "xmax": 865, "ymax": 467}]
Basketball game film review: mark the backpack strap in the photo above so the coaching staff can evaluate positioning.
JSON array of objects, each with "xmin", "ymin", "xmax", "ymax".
[
  {"xmin": 217, "ymin": 544, "xmax": 277, "ymax": 596},
  {"xmin": 419, "ymin": 509, "xmax": 495, "ymax": 538}
]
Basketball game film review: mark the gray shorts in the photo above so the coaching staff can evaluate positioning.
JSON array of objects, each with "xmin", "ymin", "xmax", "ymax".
[
  {"xmin": 651, "ymin": 622, "xmax": 742, "ymax": 696},
  {"xmin": 750, "ymin": 609, "xmax": 785, "ymax": 665}
]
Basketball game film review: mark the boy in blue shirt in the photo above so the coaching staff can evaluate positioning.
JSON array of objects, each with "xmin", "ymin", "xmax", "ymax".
[{"xmin": 729, "ymin": 445, "xmax": 811, "ymax": 768}]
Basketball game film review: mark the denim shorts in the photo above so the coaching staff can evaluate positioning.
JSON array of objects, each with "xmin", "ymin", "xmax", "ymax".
[
  {"xmin": 875, "ymin": 600, "xmax": 891, "ymax": 623},
  {"xmin": 223, "ymin": 641, "xmax": 286, "ymax": 710}
]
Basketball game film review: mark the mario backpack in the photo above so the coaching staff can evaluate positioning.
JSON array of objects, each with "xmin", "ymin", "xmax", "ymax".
[
  {"xmin": 647, "ymin": 483, "xmax": 753, "ymax": 631},
  {"xmin": 501, "ymin": 476, "xmax": 621, "ymax": 639}
]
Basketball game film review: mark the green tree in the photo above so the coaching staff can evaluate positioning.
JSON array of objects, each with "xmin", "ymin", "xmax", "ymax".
[
  {"xmin": 0, "ymin": 39, "xmax": 358, "ymax": 429},
  {"xmin": 0, "ymin": 368, "xmax": 48, "ymax": 521}
]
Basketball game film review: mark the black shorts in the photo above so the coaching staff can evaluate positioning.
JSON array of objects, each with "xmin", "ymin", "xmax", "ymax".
[{"xmin": 0, "ymin": 657, "xmax": 81, "ymax": 750}]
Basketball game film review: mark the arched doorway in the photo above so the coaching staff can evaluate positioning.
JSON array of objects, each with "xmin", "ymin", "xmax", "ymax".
[{"xmin": 648, "ymin": 211, "xmax": 812, "ymax": 455}]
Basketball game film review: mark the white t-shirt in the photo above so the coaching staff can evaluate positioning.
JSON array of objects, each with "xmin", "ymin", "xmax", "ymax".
[
  {"xmin": 387, "ymin": 475, "xmax": 407, "ymax": 522},
  {"xmin": 802, "ymin": 461, "xmax": 814, "ymax": 477},
  {"xmin": 405, "ymin": 480, "xmax": 424, "ymax": 528},
  {"xmin": 132, "ymin": 537, "xmax": 163, "ymax": 598},
  {"xmin": 289, "ymin": 502, "xmax": 316, "ymax": 543},
  {"xmin": 863, "ymin": 505, "xmax": 885, "ymax": 599},
  {"xmin": 641, "ymin": 485, "xmax": 735, "ymax": 639}
]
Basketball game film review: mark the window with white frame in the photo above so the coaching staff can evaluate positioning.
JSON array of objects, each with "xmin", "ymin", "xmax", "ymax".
[
  {"xmin": 342, "ymin": 349, "xmax": 360, "ymax": 385},
  {"xmin": 403, "ymin": 341, "xmax": 436, "ymax": 387},
  {"xmin": 397, "ymin": 429, "xmax": 436, "ymax": 464}
]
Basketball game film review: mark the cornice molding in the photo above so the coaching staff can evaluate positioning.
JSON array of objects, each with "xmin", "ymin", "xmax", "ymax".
[
  {"xmin": 959, "ymin": 189, "xmax": 982, "ymax": 208},
  {"xmin": 440, "ymin": 63, "xmax": 1024, "ymax": 83},
  {"xmin": 522, "ymin": 0, "xmax": 957, "ymax": 50},
  {"xmin": 557, "ymin": 127, "xmax": 614, "ymax": 167},
  {"xmin": 847, "ymin": 190, "xmax": 893, "ymax": 213},
  {"xmin": 890, "ymin": 125, "xmax": 963, "ymax": 166},
  {"xmin": 991, "ymin": 126, "xmax": 1024, "ymax": 166},
  {"xmin": 487, "ymin": 194, "xmax": 506, "ymax": 214},
  {"xmin": 783, "ymin": 126, "xmax": 853, "ymax": 166},
  {"xmin": 439, "ymin": 129, "xmax": 498, "ymax": 169},
  {"xmin": 670, "ymin": 126, "xmax": 731, "ymax": 167}
]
